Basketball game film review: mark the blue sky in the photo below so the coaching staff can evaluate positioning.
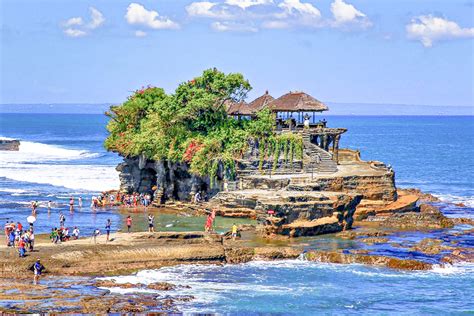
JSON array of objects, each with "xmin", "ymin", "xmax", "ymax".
[{"xmin": 1, "ymin": 0, "xmax": 473, "ymax": 107}]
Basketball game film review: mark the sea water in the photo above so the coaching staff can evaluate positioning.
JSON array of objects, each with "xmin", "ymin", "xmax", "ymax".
[{"xmin": 1, "ymin": 113, "xmax": 473, "ymax": 313}]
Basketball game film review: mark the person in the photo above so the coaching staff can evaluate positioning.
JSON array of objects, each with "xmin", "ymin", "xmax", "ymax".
[
  {"xmin": 231, "ymin": 223, "xmax": 238, "ymax": 241},
  {"xmin": 17, "ymin": 237, "xmax": 26, "ymax": 257},
  {"xmin": 204, "ymin": 213, "xmax": 212, "ymax": 233},
  {"xmin": 78, "ymin": 196, "xmax": 82, "ymax": 208},
  {"xmin": 8, "ymin": 229, "xmax": 15, "ymax": 247},
  {"xmin": 50, "ymin": 228, "xmax": 59, "ymax": 244},
  {"xmin": 69, "ymin": 197, "xmax": 74, "ymax": 212},
  {"xmin": 30, "ymin": 259, "xmax": 45, "ymax": 284},
  {"xmin": 92, "ymin": 229, "xmax": 100, "ymax": 244},
  {"xmin": 63, "ymin": 227, "xmax": 70, "ymax": 241},
  {"xmin": 59, "ymin": 212, "xmax": 65, "ymax": 227},
  {"xmin": 304, "ymin": 114, "xmax": 310, "ymax": 129},
  {"xmin": 47, "ymin": 200, "xmax": 52, "ymax": 213},
  {"xmin": 126, "ymin": 216, "xmax": 132, "ymax": 233},
  {"xmin": 147, "ymin": 214, "xmax": 155, "ymax": 232},
  {"xmin": 194, "ymin": 192, "xmax": 201, "ymax": 204},
  {"xmin": 28, "ymin": 229, "xmax": 35, "ymax": 251},
  {"xmin": 72, "ymin": 226, "xmax": 80, "ymax": 239},
  {"xmin": 31, "ymin": 201, "xmax": 38, "ymax": 215},
  {"xmin": 17, "ymin": 222, "xmax": 23, "ymax": 233},
  {"xmin": 105, "ymin": 219, "xmax": 111, "ymax": 242}
]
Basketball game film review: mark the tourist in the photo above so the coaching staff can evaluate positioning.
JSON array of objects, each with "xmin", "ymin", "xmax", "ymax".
[
  {"xmin": 304, "ymin": 114, "xmax": 310, "ymax": 129},
  {"xmin": 92, "ymin": 229, "xmax": 100, "ymax": 244},
  {"xmin": 194, "ymin": 192, "xmax": 201, "ymax": 204},
  {"xmin": 47, "ymin": 200, "xmax": 52, "ymax": 212},
  {"xmin": 63, "ymin": 227, "xmax": 70, "ymax": 241},
  {"xmin": 31, "ymin": 201, "xmax": 38, "ymax": 214},
  {"xmin": 30, "ymin": 259, "xmax": 45, "ymax": 285},
  {"xmin": 18, "ymin": 237, "xmax": 26, "ymax": 257},
  {"xmin": 28, "ymin": 229, "xmax": 35, "ymax": 251},
  {"xmin": 204, "ymin": 212, "xmax": 213, "ymax": 233},
  {"xmin": 59, "ymin": 212, "xmax": 66, "ymax": 227},
  {"xmin": 78, "ymin": 196, "xmax": 83, "ymax": 208},
  {"xmin": 17, "ymin": 222, "xmax": 23, "ymax": 234},
  {"xmin": 210, "ymin": 209, "xmax": 216, "ymax": 232},
  {"xmin": 50, "ymin": 228, "xmax": 59, "ymax": 244},
  {"xmin": 231, "ymin": 223, "xmax": 238, "ymax": 241},
  {"xmin": 126, "ymin": 215, "xmax": 132, "ymax": 233},
  {"xmin": 8, "ymin": 229, "xmax": 15, "ymax": 247},
  {"xmin": 69, "ymin": 197, "xmax": 74, "ymax": 212},
  {"xmin": 72, "ymin": 226, "xmax": 80, "ymax": 239},
  {"xmin": 105, "ymin": 219, "xmax": 111, "ymax": 242},
  {"xmin": 147, "ymin": 214, "xmax": 155, "ymax": 232}
]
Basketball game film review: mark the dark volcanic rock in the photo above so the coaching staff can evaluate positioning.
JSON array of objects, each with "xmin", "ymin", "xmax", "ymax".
[{"xmin": 0, "ymin": 139, "xmax": 20, "ymax": 151}]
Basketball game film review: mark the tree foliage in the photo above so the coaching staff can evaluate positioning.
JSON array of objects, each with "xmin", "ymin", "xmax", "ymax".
[{"xmin": 105, "ymin": 68, "xmax": 303, "ymax": 183}]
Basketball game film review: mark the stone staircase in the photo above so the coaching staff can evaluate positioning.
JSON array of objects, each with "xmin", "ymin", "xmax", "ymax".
[{"xmin": 302, "ymin": 131, "xmax": 338, "ymax": 174}]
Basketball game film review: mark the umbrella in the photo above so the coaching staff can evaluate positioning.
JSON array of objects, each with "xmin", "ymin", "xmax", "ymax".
[{"xmin": 27, "ymin": 216, "xmax": 36, "ymax": 224}]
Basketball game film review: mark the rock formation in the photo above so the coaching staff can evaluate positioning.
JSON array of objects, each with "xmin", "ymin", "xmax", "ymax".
[{"xmin": 0, "ymin": 138, "xmax": 20, "ymax": 151}]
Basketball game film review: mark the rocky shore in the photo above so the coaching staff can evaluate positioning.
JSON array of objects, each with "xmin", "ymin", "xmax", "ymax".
[{"xmin": 0, "ymin": 138, "xmax": 20, "ymax": 151}]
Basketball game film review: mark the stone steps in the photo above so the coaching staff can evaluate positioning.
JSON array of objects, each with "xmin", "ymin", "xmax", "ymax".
[{"xmin": 302, "ymin": 131, "xmax": 338, "ymax": 174}]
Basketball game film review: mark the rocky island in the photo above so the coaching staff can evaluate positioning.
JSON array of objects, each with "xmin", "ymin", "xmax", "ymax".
[{"xmin": 112, "ymin": 69, "xmax": 449, "ymax": 237}]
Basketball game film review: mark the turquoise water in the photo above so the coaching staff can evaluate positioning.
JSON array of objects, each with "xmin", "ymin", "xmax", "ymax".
[{"xmin": 0, "ymin": 113, "xmax": 473, "ymax": 314}]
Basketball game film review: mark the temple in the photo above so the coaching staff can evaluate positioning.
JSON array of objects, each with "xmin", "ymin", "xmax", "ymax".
[{"xmin": 226, "ymin": 91, "xmax": 347, "ymax": 174}]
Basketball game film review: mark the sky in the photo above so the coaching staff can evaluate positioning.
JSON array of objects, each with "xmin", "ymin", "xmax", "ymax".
[{"xmin": 1, "ymin": 0, "xmax": 473, "ymax": 107}]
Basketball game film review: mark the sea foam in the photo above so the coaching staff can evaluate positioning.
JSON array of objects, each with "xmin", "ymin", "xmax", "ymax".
[{"xmin": 0, "ymin": 140, "xmax": 119, "ymax": 192}]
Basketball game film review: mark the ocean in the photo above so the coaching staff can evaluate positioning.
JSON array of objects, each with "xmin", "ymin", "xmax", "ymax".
[{"xmin": 0, "ymin": 113, "xmax": 473, "ymax": 314}]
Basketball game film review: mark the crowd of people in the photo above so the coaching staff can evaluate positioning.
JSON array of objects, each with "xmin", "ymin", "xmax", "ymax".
[
  {"xmin": 4, "ymin": 221, "xmax": 35, "ymax": 257},
  {"xmin": 5, "ymin": 193, "xmax": 242, "ymax": 285},
  {"xmin": 91, "ymin": 191, "xmax": 153, "ymax": 208}
]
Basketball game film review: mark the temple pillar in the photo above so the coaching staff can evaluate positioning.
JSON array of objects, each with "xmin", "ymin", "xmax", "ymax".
[{"xmin": 333, "ymin": 135, "xmax": 341, "ymax": 164}]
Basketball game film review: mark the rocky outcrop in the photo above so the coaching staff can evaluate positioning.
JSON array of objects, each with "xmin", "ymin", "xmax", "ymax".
[
  {"xmin": 380, "ymin": 204, "xmax": 454, "ymax": 229},
  {"xmin": 116, "ymin": 156, "xmax": 223, "ymax": 201},
  {"xmin": 0, "ymin": 138, "xmax": 20, "ymax": 151},
  {"xmin": 305, "ymin": 250, "xmax": 433, "ymax": 270},
  {"xmin": 354, "ymin": 194, "xmax": 419, "ymax": 220}
]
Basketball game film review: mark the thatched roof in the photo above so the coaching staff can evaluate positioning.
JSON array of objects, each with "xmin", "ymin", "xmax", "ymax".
[
  {"xmin": 225, "ymin": 100, "xmax": 254, "ymax": 115},
  {"xmin": 226, "ymin": 91, "xmax": 274, "ymax": 116},
  {"xmin": 267, "ymin": 91, "xmax": 328, "ymax": 112},
  {"xmin": 248, "ymin": 91, "xmax": 274, "ymax": 112}
]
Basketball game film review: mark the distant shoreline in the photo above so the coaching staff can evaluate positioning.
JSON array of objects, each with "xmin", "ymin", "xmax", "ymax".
[{"xmin": 0, "ymin": 102, "xmax": 472, "ymax": 116}]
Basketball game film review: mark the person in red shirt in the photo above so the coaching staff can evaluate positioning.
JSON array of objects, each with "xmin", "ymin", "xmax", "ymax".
[
  {"xmin": 126, "ymin": 216, "xmax": 132, "ymax": 233},
  {"xmin": 17, "ymin": 222, "xmax": 23, "ymax": 232},
  {"xmin": 18, "ymin": 238, "xmax": 26, "ymax": 257}
]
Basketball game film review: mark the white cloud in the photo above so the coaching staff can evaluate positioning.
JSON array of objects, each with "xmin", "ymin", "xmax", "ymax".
[
  {"xmin": 125, "ymin": 3, "xmax": 179, "ymax": 29},
  {"xmin": 135, "ymin": 30, "xmax": 147, "ymax": 37},
  {"xmin": 63, "ymin": 28, "xmax": 87, "ymax": 37},
  {"xmin": 64, "ymin": 17, "xmax": 83, "ymax": 27},
  {"xmin": 88, "ymin": 7, "xmax": 105, "ymax": 29},
  {"xmin": 225, "ymin": 0, "xmax": 273, "ymax": 10},
  {"xmin": 62, "ymin": 7, "xmax": 105, "ymax": 37},
  {"xmin": 185, "ymin": 1, "xmax": 233, "ymax": 19},
  {"xmin": 211, "ymin": 21, "xmax": 258, "ymax": 32},
  {"xmin": 330, "ymin": 0, "xmax": 371, "ymax": 28},
  {"xmin": 261, "ymin": 20, "xmax": 289, "ymax": 29},
  {"xmin": 270, "ymin": 0, "xmax": 323, "ymax": 28},
  {"xmin": 406, "ymin": 15, "xmax": 474, "ymax": 47},
  {"xmin": 278, "ymin": 0, "xmax": 321, "ymax": 19}
]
